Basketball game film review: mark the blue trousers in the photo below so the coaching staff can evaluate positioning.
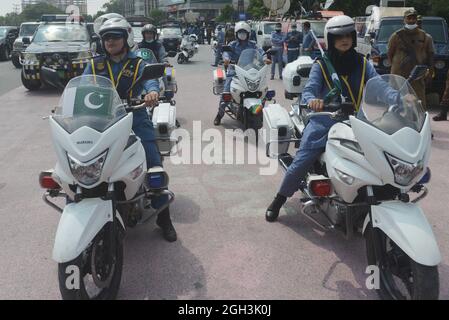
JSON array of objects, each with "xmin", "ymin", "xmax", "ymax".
[
  {"xmin": 214, "ymin": 46, "xmax": 222, "ymax": 65},
  {"xmin": 287, "ymin": 48, "xmax": 299, "ymax": 63},
  {"xmin": 132, "ymin": 109, "xmax": 168, "ymax": 209},
  {"xmin": 271, "ymin": 48, "xmax": 283, "ymax": 77},
  {"xmin": 278, "ymin": 147, "xmax": 324, "ymax": 197},
  {"xmin": 217, "ymin": 68, "xmax": 235, "ymax": 117}
]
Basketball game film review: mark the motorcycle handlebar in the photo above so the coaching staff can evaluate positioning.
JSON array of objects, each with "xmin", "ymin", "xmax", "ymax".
[{"xmin": 299, "ymin": 102, "xmax": 355, "ymax": 118}]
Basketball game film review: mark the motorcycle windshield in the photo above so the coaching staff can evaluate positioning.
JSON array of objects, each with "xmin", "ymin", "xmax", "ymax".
[
  {"xmin": 360, "ymin": 74, "xmax": 426, "ymax": 135},
  {"xmin": 135, "ymin": 48, "xmax": 157, "ymax": 63},
  {"xmin": 237, "ymin": 49, "xmax": 264, "ymax": 72},
  {"xmin": 53, "ymin": 75, "xmax": 126, "ymax": 134}
]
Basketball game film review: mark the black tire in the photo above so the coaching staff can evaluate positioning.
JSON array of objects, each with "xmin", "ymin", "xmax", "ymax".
[
  {"xmin": 365, "ymin": 224, "xmax": 439, "ymax": 300},
  {"xmin": 12, "ymin": 55, "xmax": 21, "ymax": 68},
  {"xmin": 58, "ymin": 222, "xmax": 123, "ymax": 300},
  {"xmin": 0, "ymin": 46, "xmax": 10, "ymax": 61},
  {"xmin": 21, "ymin": 71, "xmax": 41, "ymax": 91},
  {"xmin": 177, "ymin": 54, "xmax": 183, "ymax": 64}
]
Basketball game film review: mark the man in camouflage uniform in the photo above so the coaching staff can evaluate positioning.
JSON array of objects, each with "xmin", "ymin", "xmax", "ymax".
[{"xmin": 387, "ymin": 9, "xmax": 434, "ymax": 108}]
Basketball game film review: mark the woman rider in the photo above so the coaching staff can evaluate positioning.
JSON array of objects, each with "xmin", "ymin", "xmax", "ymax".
[{"xmin": 265, "ymin": 15, "xmax": 381, "ymax": 221}]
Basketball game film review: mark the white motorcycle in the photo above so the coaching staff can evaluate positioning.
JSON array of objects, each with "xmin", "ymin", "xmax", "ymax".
[
  {"xmin": 39, "ymin": 64, "xmax": 177, "ymax": 299},
  {"xmin": 263, "ymin": 66, "xmax": 440, "ymax": 299},
  {"xmin": 212, "ymin": 48, "xmax": 276, "ymax": 130},
  {"xmin": 177, "ymin": 34, "xmax": 199, "ymax": 64}
]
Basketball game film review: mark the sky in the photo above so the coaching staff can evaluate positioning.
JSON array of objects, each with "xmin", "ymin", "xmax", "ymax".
[{"xmin": 0, "ymin": 0, "xmax": 110, "ymax": 16}]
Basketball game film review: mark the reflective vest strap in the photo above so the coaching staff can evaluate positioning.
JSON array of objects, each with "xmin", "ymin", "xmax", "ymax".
[
  {"xmin": 90, "ymin": 59, "xmax": 96, "ymax": 83},
  {"xmin": 130, "ymin": 59, "xmax": 143, "ymax": 98},
  {"xmin": 316, "ymin": 60, "xmax": 332, "ymax": 90}
]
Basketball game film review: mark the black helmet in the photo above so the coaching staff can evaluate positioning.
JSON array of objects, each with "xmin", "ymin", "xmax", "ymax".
[{"xmin": 142, "ymin": 24, "xmax": 158, "ymax": 37}]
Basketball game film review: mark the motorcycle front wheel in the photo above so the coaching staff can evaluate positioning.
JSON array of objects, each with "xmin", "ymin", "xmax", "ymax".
[
  {"xmin": 57, "ymin": 222, "xmax": 123, "ymax": 300},
  {"xmin": 365, "ymin": 224, "xmax": 439, "ymax": 300},
  {"xmin": 177, "ymin": 54, "xmax": 184, "ymax": 64}
]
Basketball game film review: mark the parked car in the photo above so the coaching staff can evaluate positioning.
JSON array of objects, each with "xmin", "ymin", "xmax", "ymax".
[
  {"xmin": 11, "ymin": 22, "xmax": 40, "ymax": 68},
  {"xmin": 0, "ymin": 26, "xmax": 19, "ymax": 61},
  {"xmin": 255, "ymin": 21, "xmax": 278, "ymax": 50},
  {"xmin": 21, "ymin": 21, "xmax": 94, "ymax": 91},
  {"xmin": 370, "ymin": 16, "xmax": 449, "ymax": 97}
]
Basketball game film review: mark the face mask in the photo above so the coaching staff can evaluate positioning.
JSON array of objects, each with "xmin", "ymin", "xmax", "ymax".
[
  {"xmin": 237, "ymin": 32, "xmax": 247, "ymax": 41},
  {"xmin": 405, "ymin": 24, "xmax": 418, "ymax": 30}
]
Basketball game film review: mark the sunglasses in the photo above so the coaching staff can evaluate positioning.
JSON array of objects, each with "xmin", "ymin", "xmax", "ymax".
[
  {"xmin": 335, "ymin": 33, "xmax": 353, "ymax": 40},
  {"xmin": 103, "ymin": 34, "xmax": 124, "ymax": 41}
]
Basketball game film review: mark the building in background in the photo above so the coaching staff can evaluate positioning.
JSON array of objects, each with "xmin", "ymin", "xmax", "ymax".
[
  {"xmin": 21, "ymin": 0, "xmax": 87, "ymax": 15},
  {"xmin": 159, "ymin": 0, "xmax": 232, "ymax": 21}
]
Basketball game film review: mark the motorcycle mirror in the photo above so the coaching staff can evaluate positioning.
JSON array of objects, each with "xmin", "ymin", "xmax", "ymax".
[
  {"xmin": 257, "ymin": 31, "xmax": 263, "ymax": 35},
  {"xmin": 41, "ymin": 66, "xmax": 64, "ymax": 90},
  {"xmin": 127, "ymin": 63, "xmax": 165, "ymax": 95},
  {"xmin": 409, "ymin": 65, "xmax": 428, "ymax": 82},
  {"xmin": 22, "ymin": 37, "xmax": 31, "ymax": 45},
  {"xmin": 221, "ymin": 45, "xmax": 232, "ymax": 53}
]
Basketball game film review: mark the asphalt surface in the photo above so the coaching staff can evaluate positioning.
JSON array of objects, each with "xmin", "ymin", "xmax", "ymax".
[
  {"xmin": 0, "ymin": 47, "xmax": 448, "ymax": 300},
  {"xmin": 0, "ymin": 60, "xmax": 22, "ymax": 96}
]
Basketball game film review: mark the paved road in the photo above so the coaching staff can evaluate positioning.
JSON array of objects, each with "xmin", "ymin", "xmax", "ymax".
[
  {"xmin": 0, "ymin": 46, "xmax": 448, "ymax": 299},
  {"xmin": 0, "ymin": 61, "xmax": 22, "ymax": 96}
]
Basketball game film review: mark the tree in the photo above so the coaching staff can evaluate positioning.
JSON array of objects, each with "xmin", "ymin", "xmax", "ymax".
[
  {"xmin": 148, "ymin": 9, "xmax": 166, "ymax": 26},
  {"xmin": 248, "ymin": 0, "xmax": 269, "ymax": 19},
  {"xmin": 217, "ymin": 4, "xmax": 235, "ymax": 22},
  {"xmin": 21, "ymin": 2, "xmax": 64, "ymax": 21},
  {"xmin": 102, "ymin": 0, "xmax": 125, "ymax": 16}
]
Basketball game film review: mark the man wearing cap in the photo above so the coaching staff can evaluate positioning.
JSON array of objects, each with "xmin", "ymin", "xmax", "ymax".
[
  {"xmin": 301, "ymin": 21, "xmax": 316, "ymax": 57},
  {"xmin": 286, "ymin": 23, "xmax": 302, "ymax": 63},
  {"xmin": 387, "ymin": 9, "xmax": 434, "ymax": 107}
]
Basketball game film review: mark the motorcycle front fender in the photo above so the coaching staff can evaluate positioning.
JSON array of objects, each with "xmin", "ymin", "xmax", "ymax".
[
  {"xmin": 52, "ymin": 198, "xmax": 124, "ymax": 263},
  {"xmin": 362, "ymin": 201, "xmax": 441, "ymax": 266}
]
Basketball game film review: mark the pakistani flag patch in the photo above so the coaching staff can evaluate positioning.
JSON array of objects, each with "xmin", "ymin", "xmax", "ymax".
[{"xmin": 72, "ymin": 87, "xmax": 113, "ymax": 117}]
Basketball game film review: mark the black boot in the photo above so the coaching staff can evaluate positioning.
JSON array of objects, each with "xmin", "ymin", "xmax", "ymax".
[
  {"xmin": 265, "ymin": 193, "xmax": 287, "ymax": 222},
  {"xmin": 433, "ymin": 106, "xmax": 448, "ymax": 121},
  {"xmin": 214, "ymin": 113, "xmax": 223, "ymax": 126},
  {"xmin": 156, "ymin": 208, "xmax": 177, "ymax": 242}
]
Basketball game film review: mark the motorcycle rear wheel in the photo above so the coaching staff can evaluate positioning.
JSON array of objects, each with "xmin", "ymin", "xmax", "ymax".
[
  {"xmin": 365, "ymin": 224, "xmax": 439, "ymax": 300},
  {"xmin": 57, "ymin": 222, "xmax": 123, "ymax": 300}
]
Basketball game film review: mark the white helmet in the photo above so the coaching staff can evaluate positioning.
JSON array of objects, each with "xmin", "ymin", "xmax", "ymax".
[
  {"xmin": 324, "ymin": 15, "xmax": 356, "ymax": 50},
  {"xmin": 235, "ymin": 21, "xmax": 251, "ymax": 35},
  {"xmin": 93, "ymin": 13, "xmax": 125, "ymax": 35},
  {"xmin": 99, "ymin": 17, "xmax": 135, "ymax": 49}
]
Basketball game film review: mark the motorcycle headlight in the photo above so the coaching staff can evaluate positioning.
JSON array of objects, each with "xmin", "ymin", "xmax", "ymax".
[
  {"xmin": 245, "ymin": 77, "xmax": 260, "ymax": 92},
  {"xmin": 23, "ymin": 53, "xmax": 38, "ymax": 62},
  {"xmin": 435, "ymin": 60, "xmax": 446, "ymax": 70},
  {"xmin": 385, "ymin": 152, "xmax": 424, "ymax": 186},
  {"xmin": 67, "ymin": 150, "xmax": 108, "ymax": 186},
  {"xmin": 13, "ymin": 42, "xmax": 23, "ymax": 50}
]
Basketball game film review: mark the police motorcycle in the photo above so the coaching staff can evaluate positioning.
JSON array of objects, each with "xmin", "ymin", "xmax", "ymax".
[
  {"xmin": 177, "ymin": 34, "xmax": 199, "ymax": 64},
  {"xmin": 213, "ymin": 46, "xmax": 275, "ymax": 131},
  {"xmin": 263, "ymin": 65, "xmax": 440, "ymax": 300},
  {"xmin": 38, "ymin": 64, "xmax": 177, "ymax": 300}
]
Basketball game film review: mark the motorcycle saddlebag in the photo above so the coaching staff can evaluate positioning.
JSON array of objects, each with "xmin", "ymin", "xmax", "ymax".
[
  {"xmin": 263, "ymin": 104, "xmax": 294, "ymax": 158},
  {"xmin": 282, "ymin": 56, "xmax": 314, "ymax": 99},
  {"xmin": 152, "ymin": 103, "xmax": 177, "ymax": 155}
]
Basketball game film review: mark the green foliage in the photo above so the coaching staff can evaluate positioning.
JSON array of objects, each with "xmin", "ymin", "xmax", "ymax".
[
  {"xmin": 21, "ymin": 2, "xmax": 64, "ymax": 21},
  {"xmin": 217, "ymin": 4, "xmax": 235, "ymax": 22},
  {"xmin": 102, "ymin": 0, "xmax": 125, "ymax": 16},
  {"xmin": 149, "ymin": 9, "xmax": 166, "ymax": 25},
  {"xmin": 248, "ymin": 0, "xmax": 269, "ymax": 19}
]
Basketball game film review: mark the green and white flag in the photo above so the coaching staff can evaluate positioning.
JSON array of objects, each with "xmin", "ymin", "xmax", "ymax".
[{"xmin": 62, "ymin": 86, "xmax": 113, "ymax": 117}]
